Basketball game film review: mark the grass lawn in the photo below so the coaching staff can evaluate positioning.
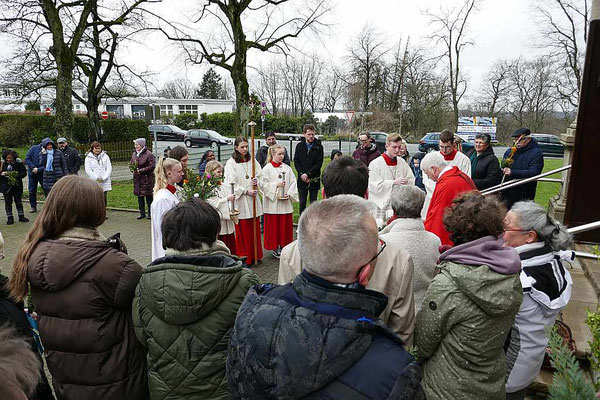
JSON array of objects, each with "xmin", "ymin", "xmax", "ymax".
[{"xmin": 533, "ymin": 158, "xmax": 564, "ymax": 210}]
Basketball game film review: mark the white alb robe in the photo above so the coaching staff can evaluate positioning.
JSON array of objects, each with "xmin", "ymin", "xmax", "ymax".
[
  {"xmin": 421, "ymin": 151, "xmax": 472, "ymax": 219},
  {"xmin": 224, "ymin": 158, "xmax": 263, "ymax": 220},
  {"xmin": 262, "ymin": 162, "xmax": 299, "ymax": 215},
  {"xmin": 368, "ymin": 155, "xmax": 415, "ymax": 216},
  {"xmin": 207, "ymin": 184, "xmax": 236, "ymax": 235},
  {"xmin": 151, "ymin": 188, "xmax": 179, "ymax": 261}
]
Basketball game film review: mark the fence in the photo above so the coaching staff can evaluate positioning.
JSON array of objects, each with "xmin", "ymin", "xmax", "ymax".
[{"xmin": 75, "ymin": 140, "xmax": 153, "ymax": 162}]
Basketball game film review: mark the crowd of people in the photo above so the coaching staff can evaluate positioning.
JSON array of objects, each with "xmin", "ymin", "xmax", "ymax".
[{"xmin": 0, "ymin": 124, "xmax": 574, "ymax": 400}]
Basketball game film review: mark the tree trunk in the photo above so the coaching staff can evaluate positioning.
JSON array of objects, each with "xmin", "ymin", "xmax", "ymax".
[
  {"xmin": 86, "ymin": 92, "xmax": 102, "ymax": 142},
  {"xmin": 54, "ymin": 60, "xmax": 75, "ymax": 139}
]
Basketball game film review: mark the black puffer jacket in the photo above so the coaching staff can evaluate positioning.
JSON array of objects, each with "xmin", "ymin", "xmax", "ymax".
[
  {"xmin": 38, "ymin": 138, "xmax": 68, "ymax": 192},
  {"xmin": 466, "ymin": 146, "xmax": 502, "ymax": 190},
  {"xmin": 0, "ymin": 274, "xmax": 54, "ymax": 400},
  {"xmin": 293, "ymin": 138, "xmax": 324, "ymax": 190},
  {"xmin": 227, "ymin": 271, "xmax": 424, "ymax": 399},
  {"xmin": 0, "ymin": 158, "xmax": 27, "ymax": 195}
]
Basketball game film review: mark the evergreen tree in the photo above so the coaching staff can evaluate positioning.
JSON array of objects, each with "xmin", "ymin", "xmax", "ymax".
[{"xmin": 197, "ymin": 68, "xmax": 224, "ymax": 99}]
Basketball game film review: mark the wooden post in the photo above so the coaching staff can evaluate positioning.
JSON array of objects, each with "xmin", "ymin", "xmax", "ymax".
[{"xmin": 249, "ymin": 121, "xmax": 259, "ymax": 265}]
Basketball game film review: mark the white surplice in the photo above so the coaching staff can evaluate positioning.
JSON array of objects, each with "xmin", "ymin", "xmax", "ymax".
[
  {"xmin": 224, "ymin": 158, "xmax": 263, "ymax": 219},
  {"xmin": 207, "ymin": 184, "xmax": 236, "ymax": 235},
  {"xmin": 261, "ymin": 162, "xmax": 299, "ymax": 215},
  {"xmin": 151, "ymin": 188, "xmax": 179, "ymax": 261},
  {"xmin": 368, "ymin": 155, "xmax": 415, "ymax": 216}
]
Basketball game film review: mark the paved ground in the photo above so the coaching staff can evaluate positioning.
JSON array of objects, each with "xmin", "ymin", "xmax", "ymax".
[{"xmin": 0, "ymin": 208, "xmax": 281, "ymax": 283}]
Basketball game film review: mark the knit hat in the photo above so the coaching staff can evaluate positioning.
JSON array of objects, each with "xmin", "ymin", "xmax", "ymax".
[
  {"xmin": 57, "ymin": 137, "xmax": 67, "ymax": 143},
  {"xmin": 133, "ymin": 138, "xmax": 146, "ymax": 148},
  {"xmin": 511, "ymin": 127, "xmax": 531, "ymax": 138}
]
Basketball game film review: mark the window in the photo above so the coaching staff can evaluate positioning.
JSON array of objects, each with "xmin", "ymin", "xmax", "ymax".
[
  {"xmin": 178, "ymin": 104, "xmax": 198, "ymax": 116},
  {"xmin": 160, "ymin": 104, "xmax": 174, "ymax": 116},
  {"xmin": 199, "ymin": 131, "xmax": 210, "ymax": 139}
]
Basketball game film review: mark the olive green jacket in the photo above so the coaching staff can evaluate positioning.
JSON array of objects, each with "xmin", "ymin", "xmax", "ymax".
[
  {"xmin": 415, "ymin": 261, "xmax": 522, "ymax": 400},
  {"xmin": 133, "ymin": 243, "xmax": 259, "ymax": 400}
]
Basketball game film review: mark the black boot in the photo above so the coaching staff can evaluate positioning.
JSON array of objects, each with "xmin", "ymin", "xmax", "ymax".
[
  {"xmin": 137, "ymin": 214, "xmax": 146, "ymax": 220},
  {"xmin": 7, "ymin": 216, "xmax": 14, "ymax": 225},
  {"xmin": 18, "ymin": 215, "xmax": 29, "ymax": 222}
]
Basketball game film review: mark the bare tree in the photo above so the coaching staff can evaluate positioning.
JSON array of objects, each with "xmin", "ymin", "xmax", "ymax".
[
  {"xmin": 154, "ymin": 0, "xmax": 330, "ymax": 135},
  {"xmin": 254, "ymin": 61, "xmax": 282, "ymax": 114},
  {"xmin": 305, "ymin": 55, "xmax": 323, "ymax": 112},
  {"xmin": 479, "ymin": 59, "xmax": 511, "ymax": 117},
  {"xmin": 346, "ymin": 24, "xmax": 389, "ymax": 111},
  {"xmin": 533, "ymin": 0, "xmax": 589, "ymax": 109},
  {"xmin": 160, "ymin": 78, "xmax": 197, "ymax": 99},
  {"xmin": 0, "ymin": 0, "xmax": 158, "ymax": 138},
  {"xmin": 425, "ymin": 0, "xmax": 477, "ymax": 125},
  {"xmin": 321, "ymin": 63, "xmax": 346, "ymax": 112}
]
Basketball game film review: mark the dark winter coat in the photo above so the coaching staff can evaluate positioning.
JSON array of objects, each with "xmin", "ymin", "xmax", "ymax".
[
  {"xmin": 38, "ymin": 138, "xmax": 68, "ymax": 192},
  {"xmin": 466, "ymin": 146, "xmax": 502, "ymax": 190},
  {"xmin": 25, "ymin": 143, "xmax": 43, "ymax": 172},
  {"xmin": 133, "ymin": 245, "xmax": 259, "ymax": 400},
  {"xmin": 227, "ymin": 270, "xmax": 424, "ymax": 399},
  {"xmin": 132, "ymin": 148, "xmax": 155, "ymax": 196},
  {"xmin": 256, "ymin": 145, "xmax": 291, "ymax": 168},
  {"xmin": 61, "ymin": 145, "xmax": 82, "ymax": 175},
  {"xmin": 27, "ymin": 227, "xmax": 148, "ymax": 400},
  {"xmin": 0, "ymin": 274, "xmax": 55, "ymax": 400},
  {"xmin": 0, "ymin": 158, "xmax": 27, "ymax": 195},
  {"xmin": 410, "ymin": 153, "xmax": 425, "ymax": 191},
  {"xmin": 502, "ymin": 139, "xmax": 544, "ymax": 208},
  {"xmin": 293, "ymin": 138, "xmax": 324, "ymax": 190},
  {"xmin": 352, "ymin": 143, "xmax": 381, "ymax": 166}
]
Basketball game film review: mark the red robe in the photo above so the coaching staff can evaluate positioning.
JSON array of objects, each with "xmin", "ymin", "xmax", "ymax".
[{"xmin": 424, "ymin": 166, "xmax": 478, "ymax": 246}]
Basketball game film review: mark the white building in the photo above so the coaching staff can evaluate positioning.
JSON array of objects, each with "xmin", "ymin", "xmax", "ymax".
[{"xmin": 98, "ymin": 97, "xmax": 234, "ymax": 120}]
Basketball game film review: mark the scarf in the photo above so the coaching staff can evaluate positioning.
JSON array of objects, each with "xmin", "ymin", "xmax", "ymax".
[
  {"xmin": 45, "ymin": 148, "xmax": 54, "ymax": 172},
  {"xmin": 136, "ymin": 147, "xmax": 145, "ymax": 157},
  {"xmin": 382, "ymin": 153, "xmax": 397, "ymax": 166},
  {"xmin": 469, "ymin": 150, "xmax": 478, "ymax": 172},
  {"xmin": 442, "ymin": 148, "xmax": 457, "ymax": 161}
]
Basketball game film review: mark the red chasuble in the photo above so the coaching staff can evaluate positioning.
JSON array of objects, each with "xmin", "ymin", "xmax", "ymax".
[{"xmin": 424, "ymin": 166, "xmax": 477, "ymax": 246}]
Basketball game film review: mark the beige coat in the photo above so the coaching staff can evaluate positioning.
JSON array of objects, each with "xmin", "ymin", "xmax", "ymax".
[{"xmin": 278, "ymin": 240, "xmax": 416, "ymax": 346}]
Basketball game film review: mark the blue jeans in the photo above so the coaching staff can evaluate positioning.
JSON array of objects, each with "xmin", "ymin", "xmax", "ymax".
[{"xmin": 28, "ymin": 172, "xmax": 43, "ymax": 209}]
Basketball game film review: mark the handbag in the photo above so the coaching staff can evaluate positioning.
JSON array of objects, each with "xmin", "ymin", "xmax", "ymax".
[{"xmin": 106, "ymin": 232, "xmax": 128, "ymax": 254}]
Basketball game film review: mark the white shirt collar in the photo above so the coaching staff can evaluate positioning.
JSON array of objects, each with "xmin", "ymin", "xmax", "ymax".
[{"xmin": 437, "ymin": 165, "xmax": 453, "ymax": 179}]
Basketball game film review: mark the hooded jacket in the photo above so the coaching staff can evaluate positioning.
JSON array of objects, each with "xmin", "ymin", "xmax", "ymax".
[
  {"xmin": 505, "ymin": 242, "xmax": 573, "ymax": 393},
  {"xmin": 228, "ymin": 271, "xmax": 424, "ymax": 400},
  {"xmin": 502, "ymin": 139, "xmax": 544, "ymax": 208},
  {"xmin": 85, "ymin": 151, "xmax": 112, "ymax": 192},
  {"xmin": 466, "ymin": 146, "xmax": 502, "ymax": 190},
  {"xmin": 352, "ymin": 142, "xmax": 381, "ymax": 166},
  {"xmin": 414, "ymin": 236, "xmax": 522, "ymax": 400},
  {"xmin": 27, "ymin": 227, "xmax": 147, "ymax": 400},
  {"xmin": 294, "ymin": 137, "xmax": 324, "ymax": 190},
  {"xmin": 132, "ymin": 242, "xmax": 259, "ymax": 400},
  {"xmin": 38, "ymin": 138, "xmax": 68, "ymax": 192}
]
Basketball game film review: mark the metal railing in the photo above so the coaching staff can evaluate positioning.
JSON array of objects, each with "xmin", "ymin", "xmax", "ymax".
[{"xmin": 481, "ymin": 165, "xmax": 571, "ymax": 196}]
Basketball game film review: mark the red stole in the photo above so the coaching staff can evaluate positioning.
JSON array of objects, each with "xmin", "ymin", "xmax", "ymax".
[
  {"xmin": 166, "ymin": 184, "xmax": 176, "ymax": 194},
  {"xmin": 382, "ymin": 153, "xmax": 397, "ymax": 166},
  {"xmin": 442, "ymin": 149, "xmax": 457, "ymax": 161}
]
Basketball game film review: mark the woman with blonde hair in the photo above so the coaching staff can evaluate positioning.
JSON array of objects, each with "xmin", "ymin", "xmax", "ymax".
[
  {"xmin": 151, "ymin": 157, "xmax": 183, "ymax": 261},
  {"xmin": 261, "ymin": 144, "xmax": 298, "ymax": 258},
  {"xmin": 205, "ymin": 160, "xmax": 237, "ymax": 253},
  {"xmin": 9, "ymin": 175, "xmax": 147, "ymax": 400},
  {"xmin": 224, "ymin": 137, "xmax": 263, "ymax": 265}
]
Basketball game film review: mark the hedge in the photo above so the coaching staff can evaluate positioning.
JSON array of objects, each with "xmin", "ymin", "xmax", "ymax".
[
  {"xmin": 196, "ymin": 112, "xmax": 317, "ymax": 137},
  {"xmin": 0, "ymin": 114, "xmax": 150, "ymax": 147}
]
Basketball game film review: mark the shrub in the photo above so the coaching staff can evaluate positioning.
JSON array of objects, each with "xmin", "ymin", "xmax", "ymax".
[
  {"xmin": 172, "ymin": 113, "xmax": 198, "ymax": 130},
  {"xmin": 25, "ymin": 101, "xmax": 41, "ymax": 111}
]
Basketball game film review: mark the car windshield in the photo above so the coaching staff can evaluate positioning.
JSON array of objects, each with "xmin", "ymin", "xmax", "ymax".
[
  {"xmin": 206, "ymin": 130, "xmax": 226, "ymax": 140},
  {"xmin": 168, "ymin": 125, "xmax": 186, "ymax": 133}
]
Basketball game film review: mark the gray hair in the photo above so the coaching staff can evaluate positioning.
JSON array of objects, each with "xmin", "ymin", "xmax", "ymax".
[
  {"xmin": 298, "ymin": 195, "xmax": 378, "ymax": 281},
  {"xmin": 475, "ymin": 133, "xmax": 491, "ymax": 144},
  {"xmin": 420, "ymin": 151, "xmax": 448, "ymax": 173},
  {"xmin": 510, "ymin": 201, "xmax": 572, "ymax": 250},
  {"xmin": 390, "ymin": 185, "xmax": 425, "ymax": 218}
]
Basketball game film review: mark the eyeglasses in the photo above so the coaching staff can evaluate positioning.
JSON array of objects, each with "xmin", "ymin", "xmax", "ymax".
[
  {"xmin": 503, "ymin": 227, "xmax": 529, "ymax": 233},
  {"xmin": 362, "ymin": 237, "xmax": 386, "ymax": 268}
]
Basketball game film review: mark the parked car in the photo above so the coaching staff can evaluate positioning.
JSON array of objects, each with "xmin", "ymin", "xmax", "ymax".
[
  {"xmin": 184, "ymin": 129, "xmax": 233, "ymax": 149},
  {"xmin": 369, "ymin": 132, "xmax": 388, "ymax": 153},
  {"xmin": 418, "ymin": 132, "xmax": 474, "ymax": 153},
  {"xmin": 148, "ymin": 124, "xmax": 187, "ymax": 141},
  {"xmin": 531, "ymin": 133, "xmax": 564, "ymax": 157}
]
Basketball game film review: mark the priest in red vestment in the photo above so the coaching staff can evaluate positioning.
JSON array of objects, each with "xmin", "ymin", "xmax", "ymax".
[{"xmin": 421, "ymin": 151, "xmax": 478, "ymax": 246}]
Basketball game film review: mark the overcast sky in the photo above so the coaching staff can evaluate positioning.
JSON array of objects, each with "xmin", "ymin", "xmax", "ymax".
[{"xmin": 118, "ymin": 0, "xmax": 548, "ymax": 99}]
